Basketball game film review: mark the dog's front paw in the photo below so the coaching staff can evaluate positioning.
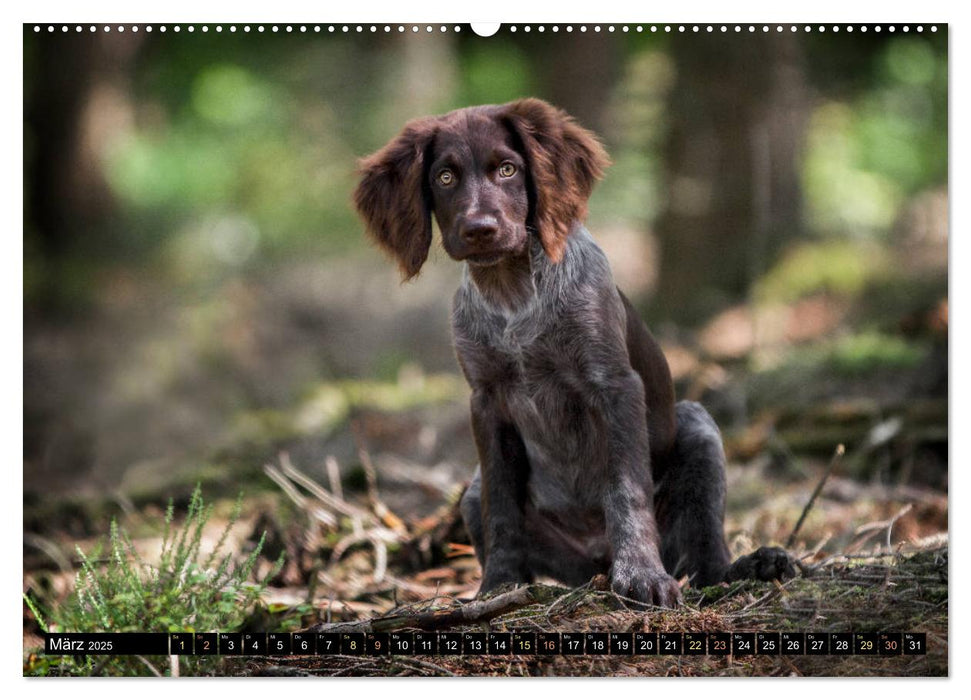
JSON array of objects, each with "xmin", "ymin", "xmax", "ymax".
[
  {"xmin": 478, "ymin": 563, "xmax": 531, "ymax": 597},
  {"xmin": 724, "ymin": 546, "xmax": 796, "ymax": 583},
  {"xmin": 610, "ymin": 563, "xmax": 682, "ymax": 608}
]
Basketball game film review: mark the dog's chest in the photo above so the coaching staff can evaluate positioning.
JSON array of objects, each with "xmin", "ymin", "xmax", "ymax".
[{"xmin": 469, "ymin": 313, "xmax": 610, "ymax": 510}]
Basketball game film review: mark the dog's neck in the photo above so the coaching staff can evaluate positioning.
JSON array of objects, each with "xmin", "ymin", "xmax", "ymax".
[
  {"xmin": 464, "ymin": 224, "xmax": 597, "ymax": 315},
  {"xmin": 466, "ymin": 247, "xmax": 536, "ymax": 314}
]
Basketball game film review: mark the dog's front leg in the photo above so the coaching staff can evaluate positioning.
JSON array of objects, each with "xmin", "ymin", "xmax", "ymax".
[
  {"xmin": 602, "ymin": 371, "xmax": 682, "ymax": 607},
  {"xmin": 469, "ymin": 388, "xmax": 532, "ymax": 594}
]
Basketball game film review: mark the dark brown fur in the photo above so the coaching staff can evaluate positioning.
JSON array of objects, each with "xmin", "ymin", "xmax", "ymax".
[
  {"xmin": 354, "ymin": 118, "xmax": 438, "ymax": 280},
  {"xmin": 354, "ymin": 98, "xmax": 794, "ymax": 606}
]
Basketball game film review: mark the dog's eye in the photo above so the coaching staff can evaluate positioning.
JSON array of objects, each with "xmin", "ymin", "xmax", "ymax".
[
  {"xmin": 498, "ymin": 162, "xmax": 517, "ymax": 178},
  {"xmin": 437, "ymin": 169, "xmax": 455, "ymax": 186}
]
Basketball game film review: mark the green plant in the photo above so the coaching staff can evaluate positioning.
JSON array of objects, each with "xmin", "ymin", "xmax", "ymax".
[{"xmin": 24, "ymin": 486, "xmax": 283, "ymax": 677}]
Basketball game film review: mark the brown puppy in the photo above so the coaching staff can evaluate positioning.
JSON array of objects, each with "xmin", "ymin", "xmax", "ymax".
[{"xmin": 355, "ymin": 98, "xmax": 793, "ymax": 606}]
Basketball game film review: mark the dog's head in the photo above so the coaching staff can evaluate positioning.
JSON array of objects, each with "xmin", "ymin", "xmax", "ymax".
[{"xmin": 353, "ymin": 98, "xmax": 610, "ymax": 279}]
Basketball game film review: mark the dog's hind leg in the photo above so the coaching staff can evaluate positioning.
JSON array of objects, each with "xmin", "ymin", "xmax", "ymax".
[
  {"xmin": 459, "ymin": 467, "xmax": 486, "ymax": 567},
  {"xmin": 654, "ymin": 401, "xmax": 795, "ymax": 586},
  {"xmin": 653, "ymin": 401, "xmax": 733, "ymax": 586}
]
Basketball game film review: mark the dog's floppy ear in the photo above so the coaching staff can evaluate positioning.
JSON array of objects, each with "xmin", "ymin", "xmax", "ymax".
[
  {"xmin": 354, "ymin": 118, "xmax": 438, "ymax": 280},
  {"xmin": 502, "ymin": 98, "xmax": 610, "ymax": 263}
]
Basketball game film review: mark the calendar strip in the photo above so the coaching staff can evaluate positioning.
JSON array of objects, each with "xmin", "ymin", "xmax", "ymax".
[{"xmin": 44, "ymin": 631, "xmax": 927, "ymax": 656}]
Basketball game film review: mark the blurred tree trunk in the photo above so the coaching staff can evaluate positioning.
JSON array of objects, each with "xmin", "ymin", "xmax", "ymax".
[
  {"xmin": 534, "ymin": 31, "xmax": 621, "ymax": 134},
  {"xmin": 391, "ymin": 31, "xmax": 457, "ymax": 121},
  {"xmin": 654, "ymin": 33, "xmax": 808, "ymax": 324},
  {"xmin": 25, "ymin": 30, "xmax": 141, "ymax": 261}
]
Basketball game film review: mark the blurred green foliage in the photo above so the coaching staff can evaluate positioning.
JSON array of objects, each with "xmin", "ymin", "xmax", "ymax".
[
  {"xmin": 803, "ymin": 36, "xmax": 947, "ymax": 239},
  {"xmin": 23, "ymin": 29, "xmax": 946, "ymax": 305},
  {"xmin": 458, "ymin": 39, "xmax": 534, "ymax": 104},
  {"xmin": 756, "ymin": 240, "xmax": 889, "ymax": 303},
  {"xmin": 115, "ymin": 41, "xmax": 365, "ymax": 263},
  {"xmin": 592, "ymin": 49, "xmax": 675, "ymax": 226},
  {"xmin": 825, "ymin": 331, "xmax": 928, "ymax": 375},
  {"xmin": 227, "ymin": 371, "xmax": 468, "ymax": 449}
]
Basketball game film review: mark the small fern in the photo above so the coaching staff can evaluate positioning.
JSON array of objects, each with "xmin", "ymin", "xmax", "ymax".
[{"xmin": 24, "ymin": 486, "xmax": 284, "ymax": 676}]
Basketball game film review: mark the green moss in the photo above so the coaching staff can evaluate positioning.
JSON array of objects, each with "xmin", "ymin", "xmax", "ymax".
[
  {"xmin": 756, "ymin": 240, "xmax": 888, "ymax": 304},
  {"xmin": 226, "ymin": 373, "xmax": 468, "ymax": 448},
  {"xmin": 749, "ymin": 331, "xmax": 929, "ymax": 412},
  {"xmin": 825, "ymin": 332, "xmax": 926, "ymax": 375}
]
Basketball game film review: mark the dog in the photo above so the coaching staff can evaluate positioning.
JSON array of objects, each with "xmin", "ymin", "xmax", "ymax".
[{"xmin": 354, "ymin": 98, "xmax": 794, "ymax": 606}]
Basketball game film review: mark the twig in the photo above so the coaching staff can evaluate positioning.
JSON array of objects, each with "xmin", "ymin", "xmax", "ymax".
[
  {"xmin": 134, "ymin": 655, "xmax": 162, "ymax": 677},
  {"xmin": 737, "ymin": 581, "xmax": 785, "ymax": 613},
  {"xmin": 264, "ymin": 462, "xmax": 338, "ymax": 528},
  {"xmin": 264, "ymin": 463, "xmax": 307, "ymax": 508},
  {"xmin": 378, "ymin": 574, "xmax": 457, "ymax": 598},
  {"xmin": 310, "ymin": 585, "xmax": 547, "ymax": 634},
  {"xmin": 808, "ymin": 532, "xmax": 832, "ymax": 558},
  {"xmin": 390, "ymin": 657, "xmax": 457, "ymax": 677},
  {"xmin": 330, "ymin": 660, "xmax": 377, "ymax": 676},
  {"xmin": 325, "ymin": 455, "xmax": 344, "ymax": 502},
  {"xmin": 370, "ymin": 585, "xmax": 540, "ymax": 631},
  {"xmin": 351, "ymin": 424, "xmax": 406, "ymax": 533},
  {"xmin": 279, "ymin": 452, "xmax": 368, "ymax": 520},
  {"xmin": 259, "ymin": 665, "xmax": 313, "ymax": 677},
  {"xmin": 352, "ymin": 423, "xmax": 381, "ymax": 509},
  {"xmin": 23, "ymin": 533, "xmax": 73, "ymax": 573},
  {"xmin": 373, "ymin": 537, "xmax": 388, "ymax": 583},
  {"xmin": 329, "ymin": 527, "xmax": 399, "ymax": 570},
  {"xmin": 544, "ymin": 582, "xmax": 601, "ymax": 620},
  {"xmin": 885, "ymin": 504, "xmax": 913, "ymax": 555},
  {"xmin": 882, "ymin": 505, "xmax": 912, "ymax": 590},
  {"xmin": 786, "ymin": 444, "xmax": 845, "ymax": 548}
]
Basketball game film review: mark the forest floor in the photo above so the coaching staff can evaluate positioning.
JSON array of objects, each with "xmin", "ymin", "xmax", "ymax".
[
  {"xmin": 23, "ymin": 436, "xmax": 948, "ymax": 677},
  {"xmin": 234, "ymin": 546, "xmax": 948, "ymax": 677},
  {"xmin": 23, "ymin": 248, "xmax": 949, "ymax": 678}
]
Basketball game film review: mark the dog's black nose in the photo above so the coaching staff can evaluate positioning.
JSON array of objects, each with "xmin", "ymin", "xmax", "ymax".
[{"xmin": 460, "ymin": 216, "xmax": 499, "ymax": 245}]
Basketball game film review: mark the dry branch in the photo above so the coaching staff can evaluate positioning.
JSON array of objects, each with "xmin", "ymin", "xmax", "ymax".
[
  {"xmin": 309, "ymin": 585, "xmax": 548, "ymax": 634},
  {"xmin": 351, "ymin": 423, "xmax": 407, "ymax": 534},
  {"xmin": 786, "ymin": 443, "xmax": 844, "ymax": 549},
  {"xmin": 279, "ymin": 452, "xmax": 368, "ymax": 520},
  {"xmin": 325, "ymin": 455, "xmax": 344, "ymax": 501}
]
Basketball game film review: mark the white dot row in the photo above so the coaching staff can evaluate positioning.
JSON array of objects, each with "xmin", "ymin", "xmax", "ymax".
[
  {"xmin": 31, "ymin": 25, "xmax": 464, "ymax": 34},
  {"xmin": 32, "ymin": 24, "xmax": 940, "ymax": 35}
]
